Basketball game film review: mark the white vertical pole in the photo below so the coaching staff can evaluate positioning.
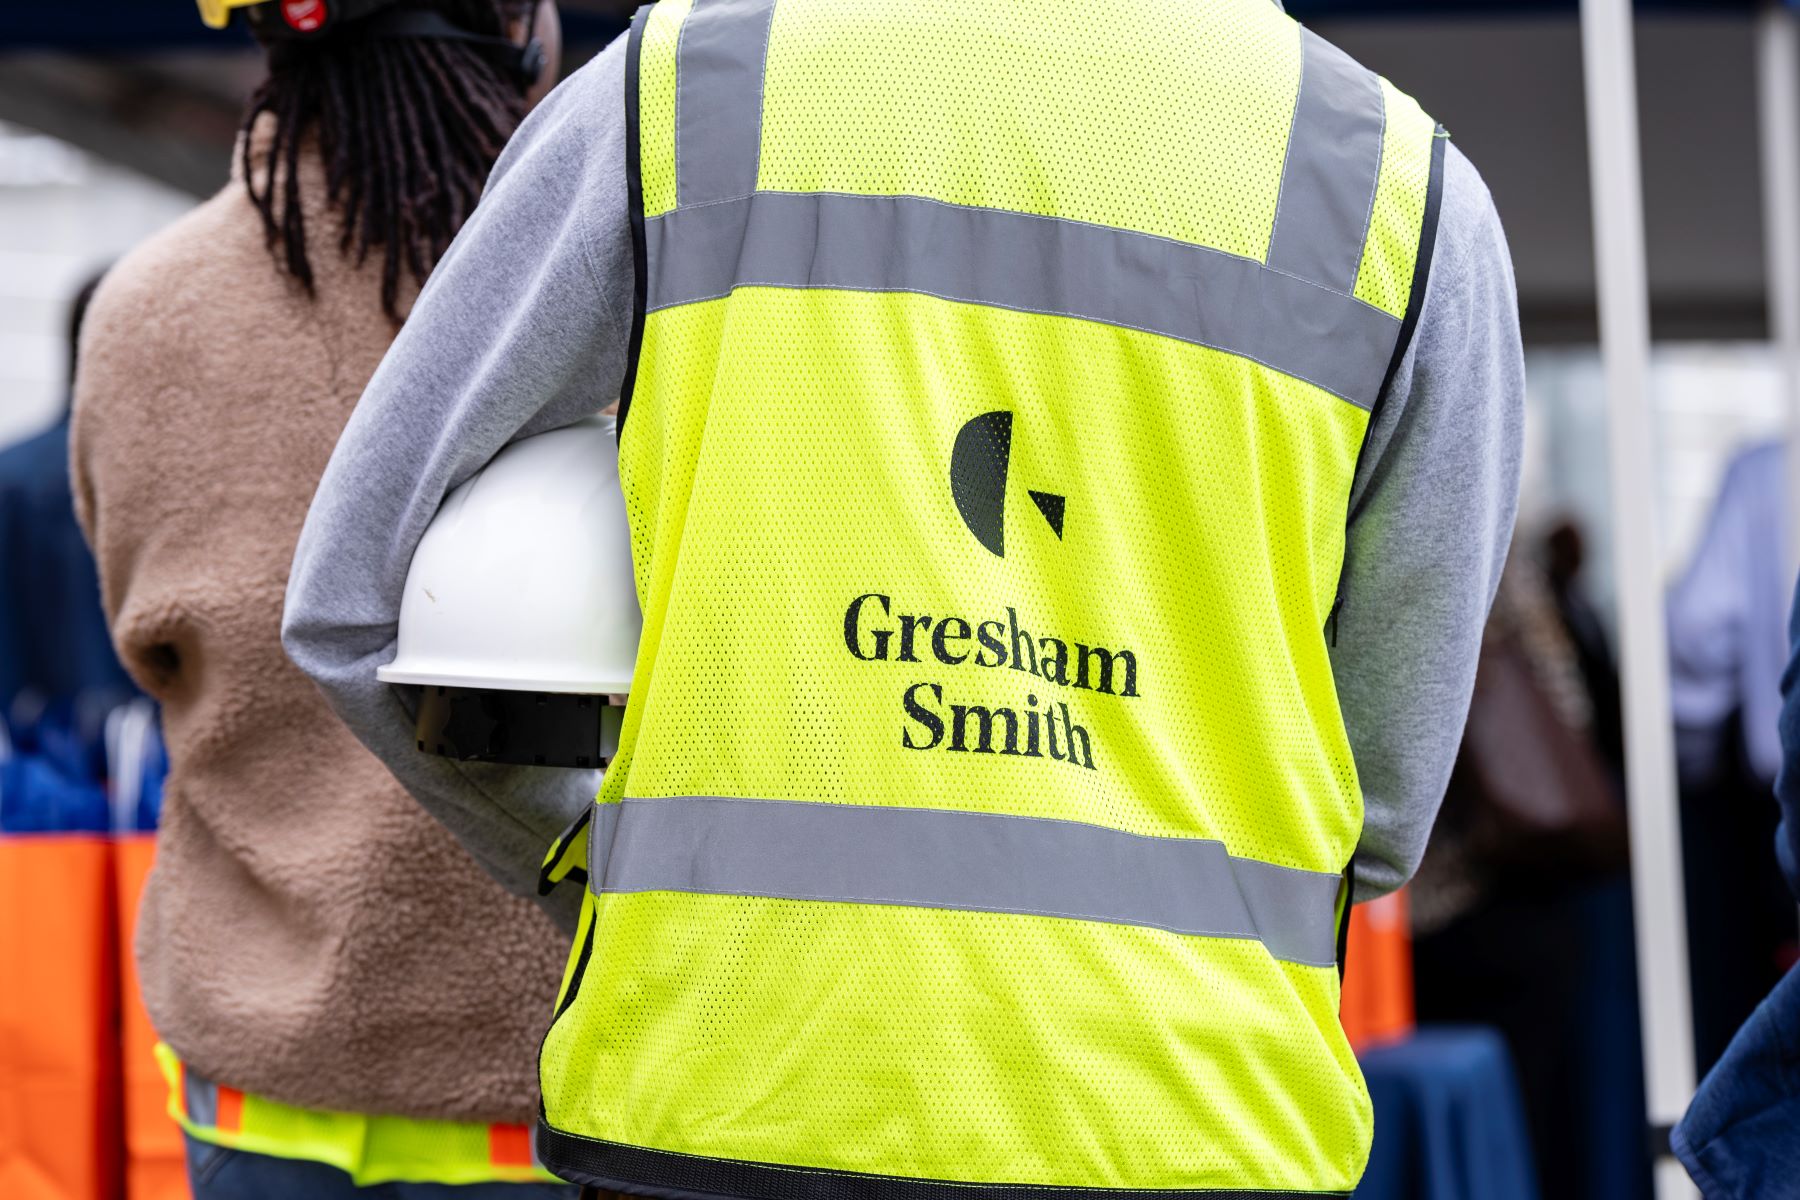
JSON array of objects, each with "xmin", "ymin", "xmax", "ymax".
[
  {"xmin": 1579, "ymin": 1, "xmax": 1699, "ymax": 1196},
  {"xmin": 1760, "ymin": 2, "xmax": 1800, "ymax": 574}
]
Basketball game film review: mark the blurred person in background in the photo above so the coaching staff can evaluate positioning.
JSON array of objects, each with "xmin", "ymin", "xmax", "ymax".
[
  {"xmin": 1542, "ymin": 517, "xmax": 1623, "ymax": 776},
  {"xmin": 1410, "ymin": 542, "xmax": 1637, "ymax": 1200},
  {"xmin": 1665, "ymin": 440, "xmax": 1796, "ymax": 1074},
  {"xmin": 1670, "ymin": 441, "xmax": 1788, "ymax": 790},
  {"xmin": 1673, "ymin": 563, "xmax": 1800, "ymax": 1197},
  {"xmin": 1534, "ymin": 517, "xmax": 1648, "ymax": 1200},
  {"xmin": 0, "ymin": 271, "xmax": 138, "ymax": 809},
  {"xmin": 69, "ymin": 1, "xmax": 588, "ymax": 1196}
]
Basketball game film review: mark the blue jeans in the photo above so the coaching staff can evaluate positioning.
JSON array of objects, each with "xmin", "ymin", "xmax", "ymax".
[{"xmin": 184, "ymin": 1135, "xmax": 580, "ymax": 1200}]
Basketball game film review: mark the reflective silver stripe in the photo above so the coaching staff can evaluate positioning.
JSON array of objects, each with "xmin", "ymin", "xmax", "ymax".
[
  {"xmin": 656, "ymin": 10, "xmax": 1401, "ymax": 406},
  {"xmin": 645, "ymin": 191, "xmax": 1399, "ymax": 409},
  {"xmin": 1266, "ymin": 30, "xmax": 1387, "ymax": 297},
  {"xmin": 675, "ymin": 0, "xmax": 776, "ymax": 207},
  {"xmin": 588, "ymin": 797, "xmax": 1342, "ymax": 967},
  {"xmin": 183, "ymin": 1069, "xmax": 218, "ymax": 1128}
]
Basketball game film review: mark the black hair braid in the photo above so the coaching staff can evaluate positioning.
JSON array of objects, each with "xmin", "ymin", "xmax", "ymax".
[{"xmin": 239, "ymin": 0, "xmax": 533, "ymax": 321}]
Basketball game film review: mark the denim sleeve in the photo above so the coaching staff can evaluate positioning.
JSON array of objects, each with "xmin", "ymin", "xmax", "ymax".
[
  {"xmin": 1676, "ymin": 575, "xmax": 1800, "ymax": 1195},
  {"xmin": 1773, "ymin": 572, "xmax": 1800, "ymax": 900}
]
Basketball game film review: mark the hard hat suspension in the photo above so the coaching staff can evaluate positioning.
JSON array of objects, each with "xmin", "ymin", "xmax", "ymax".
[{"xmin": 411, "ymin": 686, "xmax": 624, "ymax": 770}]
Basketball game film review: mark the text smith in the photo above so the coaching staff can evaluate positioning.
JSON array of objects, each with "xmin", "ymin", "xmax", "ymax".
[{"xmin": 842, "ymin": 592, "xmax": 1142, "ymax": 771}]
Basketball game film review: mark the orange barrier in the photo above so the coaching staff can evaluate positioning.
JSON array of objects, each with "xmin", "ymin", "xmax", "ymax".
[
  {"xmin": 116, "ymin": 834, "xmax": 187, "ymax": 1200},
  {"xmin": 1341, "ymin": 888, "xmax": 1415, "ymax": 1050},
  {"xmin": 0, "ymin": 834, "xmax": 122, "ymax": 1200}
]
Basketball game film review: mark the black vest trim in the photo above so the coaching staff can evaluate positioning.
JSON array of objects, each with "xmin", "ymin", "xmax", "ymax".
[
  {"xmin": 536, "ymin": 1120, "xmax": 1353, "ymax": 1200},
  {"xmin": 1372, "ymin": 126, "xmax": 1450, "ymax": 416},
  {"xmin": 616, "ymin": 4, "xmax": 651, "ymax": 446}
]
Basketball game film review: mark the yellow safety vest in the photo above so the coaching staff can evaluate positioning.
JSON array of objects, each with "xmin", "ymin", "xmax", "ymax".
[
  {"xmin": 538, "ymin": 0, "xmax": 1445, "ymax": 1193},
  {"xmin": 157, "ymin": 1046, "xmax": 553, "ymax": 1186}
]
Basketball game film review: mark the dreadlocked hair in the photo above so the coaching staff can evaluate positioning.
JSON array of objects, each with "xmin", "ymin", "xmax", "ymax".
[{"xmin": 240, "ymin": 0, "xmax": 534, "ymax": 321}]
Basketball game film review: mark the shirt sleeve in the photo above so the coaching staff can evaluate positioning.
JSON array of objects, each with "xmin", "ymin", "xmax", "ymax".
[
  {"xmin": 1774, "ymin": 573, "xmax": 1800, "ymax": 900},
  {"xmin": 1668, "ymin": 451, "xmax": 1760, "ymax": 726},
  {"xmin": 1330, "ymin": 141, "xmax": 1526, "ymax": 901},
  {"xmin": 281, "ymin": 37, "xmax": 634, "ymax": 924}
]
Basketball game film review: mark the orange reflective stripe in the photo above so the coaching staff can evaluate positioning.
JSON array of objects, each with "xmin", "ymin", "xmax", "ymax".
[
  {"xmin": 488, "ymin": 1123, "xmax": 534, "ymax": 1168},
  {"xmin": 215, "ymin": 1085, "xmax": 244, "ymax": 1135}
]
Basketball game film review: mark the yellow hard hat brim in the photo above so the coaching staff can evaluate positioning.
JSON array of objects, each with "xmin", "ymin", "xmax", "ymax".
[{"xmin": 196, "ymin": 0, "xmax": 264, "ymax": 30}]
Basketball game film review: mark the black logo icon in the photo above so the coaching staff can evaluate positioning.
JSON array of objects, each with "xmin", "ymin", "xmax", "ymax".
[{"xmin": 950, "ymin": 410, "xmax": 1064, "ymax": 557}]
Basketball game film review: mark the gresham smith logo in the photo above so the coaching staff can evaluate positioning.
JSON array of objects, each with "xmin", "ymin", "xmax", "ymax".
[
  {"xmin": 843, "ymin": 594, "xmax": 1140, "ymax": 772},
  {"xmin": 835, "ymin": 410, "xmax": 1137, "ymax": 770},
  {"xmin": 952, "ymin": 410, "xmax": 1065, "ymax": 556}
]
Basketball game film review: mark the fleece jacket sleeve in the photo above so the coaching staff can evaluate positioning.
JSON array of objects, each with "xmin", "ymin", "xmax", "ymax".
[
  {"xmin": 1331, "ymin": 141, "xmax": 1526, "ymax": 901},
  {"xmin": 282, "ymin": 39, "xmax": 633, "ymax": 924}
]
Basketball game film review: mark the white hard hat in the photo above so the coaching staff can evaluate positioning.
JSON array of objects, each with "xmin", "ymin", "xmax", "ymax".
[{"xmin": 379, "ymin": 415, "xmax": 641, "ymax": 767}]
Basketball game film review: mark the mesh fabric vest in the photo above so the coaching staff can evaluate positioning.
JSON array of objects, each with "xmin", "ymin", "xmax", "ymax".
[{"xmin": 536, "ymin": 0, "xmax": 1446, "ymax": 1194}]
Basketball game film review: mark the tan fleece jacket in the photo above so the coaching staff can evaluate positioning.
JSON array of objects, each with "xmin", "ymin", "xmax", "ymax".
[{"xmin": 70, "ymin": 148, "xmax": 568, "ymax": 1125}]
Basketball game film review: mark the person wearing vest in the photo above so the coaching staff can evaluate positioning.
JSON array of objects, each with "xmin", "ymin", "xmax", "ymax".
[
  {"xmin": 286, "ymin": 0, "xmax": 1525, "ymax": 1194},
  {"xmin": 72, "ymin": 1, "xmax": 593, "ymax": 1195}
]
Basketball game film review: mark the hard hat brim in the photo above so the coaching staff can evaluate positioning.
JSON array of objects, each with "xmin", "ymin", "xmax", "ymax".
[{"xmin": 377, "ymin": 662, "xmax": 634, "ymax": 696}]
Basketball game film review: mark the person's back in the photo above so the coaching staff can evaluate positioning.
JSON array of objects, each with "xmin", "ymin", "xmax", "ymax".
[
  {"xmin": 71, "ymin": 1, "xmax": 588, "ymax": 1193},
  {"xmin": 542, "ymin": 0, "xmax": 1432, "ymax": 1191},
  {"xmin": 76, "ymin": 143, "xmax": 566, "ymax": 1117},
  {"xmin": 285, "ymin": 0, "xmax": 1525, "ymax": 1194}
]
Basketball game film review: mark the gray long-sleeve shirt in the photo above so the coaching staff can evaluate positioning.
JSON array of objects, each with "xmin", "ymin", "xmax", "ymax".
[{"xmin": 282, "ymin": 36, "xmax": 1524, "ymax": 915}]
